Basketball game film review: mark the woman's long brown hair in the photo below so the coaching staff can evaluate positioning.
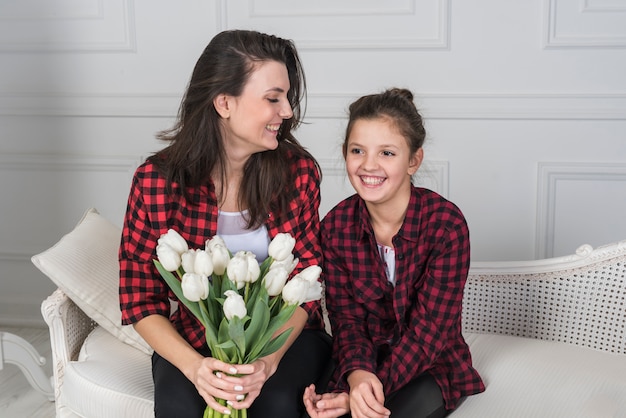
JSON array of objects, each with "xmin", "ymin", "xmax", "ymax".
[{"xmin": 151, "ymin": 30, "xmax": 319, "ymax": 229}]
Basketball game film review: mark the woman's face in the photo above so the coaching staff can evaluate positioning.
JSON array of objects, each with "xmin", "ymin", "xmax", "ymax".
[
  {"xmin": 218, "ymin": 60, "xmax": 293, "ymax": 160},
  {"xmin": 345, "ymin": 117, "xmax": 422, "ymax": 209}
]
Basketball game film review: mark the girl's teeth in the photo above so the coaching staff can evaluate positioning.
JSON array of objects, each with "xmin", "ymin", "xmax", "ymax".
[{"xmin": 362, "ymin": 176, "xmax": 384, "ymax": 185}]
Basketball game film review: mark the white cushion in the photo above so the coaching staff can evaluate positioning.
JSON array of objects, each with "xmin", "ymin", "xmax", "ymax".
[
  {"xmin": 32, "ymin": 208, "xmax": 152, "ymax": 355},
  {"xmin": 61, "ymin": 326, "xmax": 153, "ymax": 418},
  {"xmin": 451, "ymin": 333, "xmax": 626, "ymax": 417}
]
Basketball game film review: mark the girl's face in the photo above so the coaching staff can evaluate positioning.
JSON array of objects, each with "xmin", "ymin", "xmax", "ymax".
[
  {"xmin": 345, "ymin": 117, "xmax": 422, "ymax": 209},
  {"xmin": 216, "ymin": 60, "xmax": 293, "ymax": 160}
]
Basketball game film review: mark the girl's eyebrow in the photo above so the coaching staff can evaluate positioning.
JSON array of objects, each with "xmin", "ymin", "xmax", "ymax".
[{"xmin": 349, "ymin": 141, "xmax": 401, "ymax": 149}]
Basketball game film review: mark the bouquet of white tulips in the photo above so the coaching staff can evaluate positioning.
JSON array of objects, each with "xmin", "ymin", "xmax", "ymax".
[{"xmin": 154, "ymin": 230, "xmax": 323, "ymax": 418}]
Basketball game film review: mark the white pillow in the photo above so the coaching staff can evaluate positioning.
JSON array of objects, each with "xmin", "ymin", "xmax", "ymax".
[{"xmin": 32, "ymin": 208, "xmax": 152, "ymax": 355}]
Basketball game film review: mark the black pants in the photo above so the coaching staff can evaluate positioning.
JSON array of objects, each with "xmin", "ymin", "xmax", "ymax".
[
  {"xmin": 329, "ymin": 372, "xmax": 449, "ymax": 418},
  {"xmin": 152, "ymin": 329, "xmax": 333, "ymax": 418},
  {"xmin": 384, "ymin": 373, "xmax": 449, "ymax": 418}
]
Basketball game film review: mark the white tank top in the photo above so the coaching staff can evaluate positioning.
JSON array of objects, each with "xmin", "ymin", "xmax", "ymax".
[
  {"xmin": 217, "ymin": 210, "xmax": 270, "ymax": 261},
  {"xmin": 377, "ymin": 243, "xmax": 396, "ymax": 286}
]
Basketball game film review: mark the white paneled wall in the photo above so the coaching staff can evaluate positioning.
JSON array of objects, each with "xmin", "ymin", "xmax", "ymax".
[{"xmin": 1, "ymin": 0, "xmax": 625, "ymax": 325}]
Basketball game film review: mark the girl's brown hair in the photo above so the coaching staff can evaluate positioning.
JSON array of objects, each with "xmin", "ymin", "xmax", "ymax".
[{"xmin": 343, "ymin": 88, "xmax": 426, "ymax": 157}]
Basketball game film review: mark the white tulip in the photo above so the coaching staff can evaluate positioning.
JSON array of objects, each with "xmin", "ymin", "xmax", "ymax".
[
  {"xmin": 245, "ymin": 252, "xmax": 261, "ymax": 284},
  {"xmin": 282, "ymin": 275, "xmax": 323, "ymax": 305},
  {"xmin": 302, "ymin": 280, "xmax": 323, "ymax": 303},
  {"xmin": 157, "ymin": 229, "xmax": 188, "ymax": 254},
  {"xmin": 156, "ymin": 243, "xmax": 182, "ymax": 272},
  {"xmin": 263, "ymin": 266, "xmax": 289, "ymax": 296},
  {"xmin": 226, "ymin": 252, "xmax": 248, "ymax": 289},
  {"xmin": 181, "ymin": 272, "xmax": 209, "ymax": 302},
  {"xmin": 223, "ymin": 290, "xmax": 247, "ymax": 320},
  {"xmin": 209, "ymin": 243, "xmax": 230, "ymax": 276},
  {"xmin": 227, "ymin": 251, "xmax": 260, "ymax": 289},
  {"xmin": 296, "ymin": 265, "xmax": 322, "ymax": 283},
  {"xmin": 194, "ymin": 250, "xmax": 214, "ymax": 277},
  {"xmin": 205, "ymin": 235, "xmax": 227, "ymax": 252},
  {"xmin": 181, "ymin": 249, "xmax": 198, "ymax": 274},
  {"xmin": 269, "ymin": 254, "xmax": 299, "ymax": 275},
  {"xmin": 268, "ymin": 233, "xmax": 296, "ymax": 262}
]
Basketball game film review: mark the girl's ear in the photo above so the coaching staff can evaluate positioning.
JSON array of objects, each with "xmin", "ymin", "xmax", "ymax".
[
  {"xmin": 408, "ymin": 148, "xmax": 424, "ymax": 176},
  {"xmin": 213, "ymin": 94, "xmax": 231, "ymax": 118}
]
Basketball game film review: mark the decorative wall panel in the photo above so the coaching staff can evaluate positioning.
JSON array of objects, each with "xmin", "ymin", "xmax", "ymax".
[
  {"xmin": 544, "ymin": 0, "xmax": 626, "ymax": 47},
  {"xmin": 221, "ymin": 0, "xmax": 450, "ymax": 49},
  {"xmin": 536, "ymin": 163, "xmax": 626, "ymax": 258},
  {"xmin": 0, "ymin": 0, "xmax": 136, "ymax": 52}
]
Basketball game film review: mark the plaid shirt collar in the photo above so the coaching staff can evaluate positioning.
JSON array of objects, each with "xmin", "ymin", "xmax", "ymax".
[{"xmin": 355, "ymin": 186, "xmax": 424, "ymax": 244}]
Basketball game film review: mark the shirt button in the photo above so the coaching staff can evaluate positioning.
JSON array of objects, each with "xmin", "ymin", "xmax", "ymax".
[{"xmin": 398, "ymin": 254, "xmax": 404, "ymax": 260}]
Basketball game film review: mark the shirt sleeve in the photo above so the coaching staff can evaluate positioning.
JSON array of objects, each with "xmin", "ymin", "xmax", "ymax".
[
  {"xmin": 323, "ymin": 225, "xmax": 378, "ymax": 393},
  {"xmin": 269, "ymin": 156, "xmax": 323, "ymax": 319},
  {"xmin": 119, "ymin": 166, "xmax": 171, "ymax": 325}
]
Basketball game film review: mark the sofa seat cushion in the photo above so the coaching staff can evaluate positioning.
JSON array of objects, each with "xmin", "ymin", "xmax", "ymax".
[
  {"xmin": 61, "ymin": 326, "xmax": 154, "ymax": 418},
  {"xmin": 451, "ymin": 333, "xmax": 626, "ymax": 417}
]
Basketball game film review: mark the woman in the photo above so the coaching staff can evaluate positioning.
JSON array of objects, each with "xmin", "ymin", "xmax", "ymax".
[
  {"xmin": 119, "ymin": 30, "xmax": 331, "ymax": 418},
  {"xmin": 304, "ymin": 88, "xmax": 484, "ymax": 418}
]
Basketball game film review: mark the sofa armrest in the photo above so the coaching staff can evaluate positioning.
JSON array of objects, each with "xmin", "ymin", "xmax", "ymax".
[
  {"xmin": 463, "ymin": 239, "xmax": 626, "ymax": 355},
  {"xmin": 41, "ymin": 288, "xmax": 97, "ymax": 402}
]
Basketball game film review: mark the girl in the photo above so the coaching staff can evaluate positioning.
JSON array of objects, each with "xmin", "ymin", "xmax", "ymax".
[{"xmin": 304, "ymin": 88, "xmax": 484, "ymax": 418}]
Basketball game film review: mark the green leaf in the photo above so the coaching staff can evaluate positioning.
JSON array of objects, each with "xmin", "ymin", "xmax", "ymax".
[
  {"xmin": 245, "ymin": 304, "xmax": 297, "ymax": 360},
  {"xmin": 221, "ymin": 274, "xmax": 237, "ymax": 296},
  {"xmin": 268, "ymin": 294, "xmax": 284, "ymax": 317},
  {"xmin": 245, "ymin": 280, "xmax": 268, "ymax": 314},
  {"xmin": 247, "ymin": 328, "xmax": 293, "ymax": 362},
  {"xmin": 243, "ymin": 298, "xmax": 270, "ymax": 353},
  {"xmin": 154, "ymin": 260, "xmax": 204, "ymax": 326},
  {"xmin": 217, "ymin": 319, "xmax": 237, "ymax": 362},
  {"xmin": 258, "ymin": 256, "xmax": 273, "ymax": 276},
  {"xmin": 216, "ymin": 340, "xmax": 236, "ymax": 349},
  {"xmin": 228, "ymin": 316, "xmax": 246, "ymax": 361}
]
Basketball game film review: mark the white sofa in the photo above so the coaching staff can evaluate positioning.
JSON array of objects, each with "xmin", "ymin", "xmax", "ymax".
[{"xmin": 35, "ymin": 209, "xmax": 626, "ymax": 417}]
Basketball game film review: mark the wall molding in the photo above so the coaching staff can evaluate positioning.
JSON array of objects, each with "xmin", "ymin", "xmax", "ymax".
[
  {"xmin": 536, "ymin": 162, "xmax": 626, "ymax": 259},
  {"xmin": 0, "ymin": 153, "xmax": 141, "ymax": 173},
  {"xmin": 0, "ymin": 0, "xmax": 136, "ymax": 52},
  {"xmin": 2, "ymin": 92, "xmax": 626, "ymax": 120},
  {"xmin": 218, "ymin": 0, "xmax": 450, "ymax": 50},
  {"xmin": 0, "ymin": 298, "xmax": 47, "ymax": 327},
  {"xmin": 544, "ymin": 0, "xmax": 626, "ymax": 48},
  {"xmin": 582, "ymin": 0, "xmax": 626, "ymax": 13}
]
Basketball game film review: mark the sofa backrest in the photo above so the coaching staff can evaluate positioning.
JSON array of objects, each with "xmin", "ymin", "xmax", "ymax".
[{"xmin": 463, "ymin": 239, "xmax": 626, "ymax": 355}]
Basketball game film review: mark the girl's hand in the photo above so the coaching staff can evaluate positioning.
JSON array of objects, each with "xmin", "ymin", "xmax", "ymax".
[
  {"xmin": 303, "ymin": 384, "xmax": 350, "ymax": 418},
  {"xmin": 347, "ymin": 370, "xmax": 391, "ymax": 418}
]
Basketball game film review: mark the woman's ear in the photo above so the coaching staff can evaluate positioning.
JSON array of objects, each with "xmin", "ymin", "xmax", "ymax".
[
  {"xmin": 408, "ymin": 148, "xmax": 424, "ymax": 176},
  {"xmin": 213, "ymin": 94, "xmax": 230, "ymax": 118}
]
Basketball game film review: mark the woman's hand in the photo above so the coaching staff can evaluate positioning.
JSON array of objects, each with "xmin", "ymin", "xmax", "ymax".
[
  {"xmin": 303, "ymin": 384, "xmax": 350, "ymax": 418},
  {"xmin": 193, "ymin": 356, "xmax": 275, "ymax": 411},
  {"xmin": 347, "ymin": 370, "xmax": 391, "ymax": 418}
]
